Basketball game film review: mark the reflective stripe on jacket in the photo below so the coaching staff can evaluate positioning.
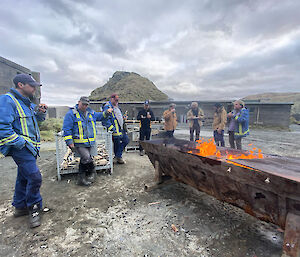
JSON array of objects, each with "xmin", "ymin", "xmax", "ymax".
[
  {"xmin": 62, "ymin": 105, "xmax": 107, "ymax": 147},
  {"xmin": 0, "ymin": 88, "xmax": 45, "ymax": 156},
  {"xmin": 101, "ymin": 101, "xmax": 123, "ymax": 136},
  {"xmin": 234, "ymin": 107, "xmax": 249, "ymax": 138}
]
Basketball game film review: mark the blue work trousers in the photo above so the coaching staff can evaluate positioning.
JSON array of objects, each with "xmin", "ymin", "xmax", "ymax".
[
  {"xmin": 10, "ymin": 147, "xmax": 42, "ymax": 209},
  {"xmin": 113, "ymin": 132, "xmax": 129, "ymax": 158}
]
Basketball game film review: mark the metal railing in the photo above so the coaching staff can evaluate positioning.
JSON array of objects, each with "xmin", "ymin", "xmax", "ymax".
[{"xmin": 55, "ymin": 126, "xmax": 113, "ymax": 181}]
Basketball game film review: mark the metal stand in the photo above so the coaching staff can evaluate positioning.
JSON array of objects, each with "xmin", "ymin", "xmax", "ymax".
[
  {"xmin": 55, "ymin": 127, "xmax": 113, "ymax": 181},
  {"xmin": 282, "ymin": 212, "xmax": 300, "ymax": 257}
]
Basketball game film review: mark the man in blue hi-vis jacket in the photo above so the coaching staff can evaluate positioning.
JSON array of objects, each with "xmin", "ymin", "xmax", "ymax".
[
  {"xmin": 102, "ymin": 94, "xmax": 129, "ymax": 164},
  {"xmin": 227, "ymin": 100, "xmax": 249, "ymax": 150},
  {"xmin": 63, "ymin": 96, "xmax": 112, "ymax": 186},
  {"xmin": 0, "ymin": 74, "xmax": 47, "ymax": 228}
]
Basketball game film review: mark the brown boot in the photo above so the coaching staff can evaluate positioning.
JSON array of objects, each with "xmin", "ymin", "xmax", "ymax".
[{"xmin": 116, "ymin": 157, "xmax": 125, "ymax": 164}]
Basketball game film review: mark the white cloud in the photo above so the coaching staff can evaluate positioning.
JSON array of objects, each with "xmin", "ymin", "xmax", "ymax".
[{"xmin": 0, "ymin": 0, "xmax": 299, "ymax": 105}]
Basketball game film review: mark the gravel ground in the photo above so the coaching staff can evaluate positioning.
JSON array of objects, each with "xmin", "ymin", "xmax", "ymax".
[{"xmin": 0, "ymin": 125, "xmax": 299, "ymax": 257}]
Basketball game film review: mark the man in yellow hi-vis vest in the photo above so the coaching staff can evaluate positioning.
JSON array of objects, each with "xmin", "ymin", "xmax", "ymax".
[
  {"xmin": 102, "ymin": 94, "xmax": 129, "ymax": 164},
  {"xmin": 63, "ymin": 96, "xmax": 112, "ymax": 186},
  {"xmin": 0, "ymin": 74, "xmax": 47, "ymax": 228}
]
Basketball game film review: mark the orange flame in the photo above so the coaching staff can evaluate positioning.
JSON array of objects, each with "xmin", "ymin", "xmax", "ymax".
[
  {"xmin": 188, "ymin": 138, "xmax": 263, "ymax": 164},
  {"xmin": 226, "ymin": 149, "xmax": 263, "ymax": 160},
  {"xmin": 188, "ymin": 138, "xmax": 221, "ymax": 157}
]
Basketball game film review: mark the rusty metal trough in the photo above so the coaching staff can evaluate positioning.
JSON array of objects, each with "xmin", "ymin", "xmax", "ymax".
[{"xmin": 141, "ymin": 138, "xmax": 300, "ymax": 257}]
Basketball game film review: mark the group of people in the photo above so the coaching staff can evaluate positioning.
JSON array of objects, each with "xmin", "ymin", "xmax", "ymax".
[
  {"xmin": 63, "ymin": 93, "xmax": 130, "ymax": 186},
  {"xmin": 0, "ymin": 74, "xmax": 131, "ymax": 228},
  {"xmin": 212, "ymin": 99, "xmax": 249, "ymax": 149},
  {"xmin": 0, "ymin": 73, "xmax": 249, "ymax": 229},
  {"xmin": 162, "ymin": 100, "xmax": 249, "ymax": 150}
]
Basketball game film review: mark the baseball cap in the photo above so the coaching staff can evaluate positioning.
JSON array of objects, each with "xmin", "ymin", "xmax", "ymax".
[
  {"xmin": 144, "ymin": 100, "xmax": 149, "ymax": 105},
  {"xmin": 214, "ymin": 103, "xmax": 222, "ymax": 108},
  {"xmin": 13, "ymin": 74, "xmax": 41, "ymax": 87},
  {"xmin": 79, "ymin": 96, "xmax": 90, "ymax": 104}
]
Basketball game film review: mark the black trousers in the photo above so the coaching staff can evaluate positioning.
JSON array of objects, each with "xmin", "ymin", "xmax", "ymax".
[
  {"xmin": 139, "ymin": 128, "xmax": 151, "ymax": 151},
  {"xmin": 190, "ymin": 124, "xmax": 200, "ymax": 141},
  {"xmin": 214, "ymin": 130, "xmax": 225, "ymax": 147},
  {"xmin": 228, "ymin": 131, "xmax": 242, "ymax": 150},
  {"xmin": 75, "ymin": 146, "xmax": 94, "ymax": 164}
]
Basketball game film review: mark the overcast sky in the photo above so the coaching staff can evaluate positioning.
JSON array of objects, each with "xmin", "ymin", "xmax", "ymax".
[{"xmin": 1, "ymin": 0, "xmax": 299, "ymax": 105}]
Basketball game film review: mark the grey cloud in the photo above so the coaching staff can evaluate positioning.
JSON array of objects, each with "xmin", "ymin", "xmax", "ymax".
[
  {"xmin": 94, "ymin": 32, "xmax": 126, "ymax": 56},
  {"xmin": 205, "ymin": 37, "xmax": 300, "ymax": 82},
  {"xmin": 48, "ymin": 27, "xmax": 94, "ymax": 47},
  {"xmin": 163, "ymin": 37, "xmax": 300, "ymax": 100},
  {"xmin": 234, "ymin": 1, "xmax": 300, "ymax": 40},
  {"xmin": 0, "ymin": 0, "xmax": 299, "ymax": 105},
  {"xmin": 41, "ymin": 0, "xmax": 93, "ymax": 20}
]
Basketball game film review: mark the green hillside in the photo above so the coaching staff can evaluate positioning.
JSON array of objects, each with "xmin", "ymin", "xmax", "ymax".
[{"xmin": 89, "ymin": 71, "xmax": 169, "ymax": 102}]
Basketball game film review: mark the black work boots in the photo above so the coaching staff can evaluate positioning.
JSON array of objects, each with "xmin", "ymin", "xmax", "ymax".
[
  {"xmin": 86, "ymin": 162, "xmax": 96, "ymax": 183},
  {"xmin": 28, "ymin": 204, "xmax": 41, "ymax": 228},
  {"xmin": 78, "ymin": 162, "xmax": 97, "ymax": 186},
  {"xmin": 77, "ymin": 163, "xmax": 91, "ymax": 186},
  {"xmin": 13, "ymin": 207, "xmax": 29, "ymax": 217},
  {"xmin": 14, "ymin": 204, "xmax": 41, "ymax": 228}
]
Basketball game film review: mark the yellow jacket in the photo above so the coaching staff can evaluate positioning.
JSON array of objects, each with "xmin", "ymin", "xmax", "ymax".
[
  {"xmin": 187, "ymin": 108, "xmax": 204, "ymax": 128},
  {"xmin": 163, "ymin": 110, "xmax": 177, "ymax": 131},
  {"xmin": 212, "ymin": 107, "xmax": 227, "ymax": 130}
]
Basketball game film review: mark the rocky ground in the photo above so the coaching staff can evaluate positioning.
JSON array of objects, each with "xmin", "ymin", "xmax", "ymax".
[{"xmin": 0, "ymin": 125, "xmax": 299, "ymax": 257}]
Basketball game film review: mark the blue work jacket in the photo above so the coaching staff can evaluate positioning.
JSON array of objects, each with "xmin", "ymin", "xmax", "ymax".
[
  {"xmin": 0, "ymin": 88, "xmax": 46, "ymax": 157},
  {"xmin": 63, "ymin": 105, "xmax": 108, "ymax": 147},
  {"xmin": 101, "ymin": 101, "xmax": 124, "ymax": 136},
  {"xmin": 234, "ymin": 107, "xmax": 250, "ymax": 138}
]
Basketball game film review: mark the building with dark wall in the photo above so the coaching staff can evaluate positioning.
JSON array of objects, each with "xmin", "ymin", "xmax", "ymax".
[
  {"xmin": 0, "ymin": 56, "xmax": 41, "ymax": 104},
  {"xmin": 47, "ymin": 106, "xmax": 70, "ymax": 119},
  {"xmin": 90, "ymin": 100, "xmax": 293, "ymax": 129},
  {"xmin": 246, "ymin": 103, "xmax": 292, "ymax": 127}
]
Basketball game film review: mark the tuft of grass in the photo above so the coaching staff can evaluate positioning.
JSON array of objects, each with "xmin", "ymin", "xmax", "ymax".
[
  {"xmin": 40, "ymin": 130, "xmax": 56, "ymax": 142},
  {"xmin": 38, "ymin": 118, "xmax": 63, "ymax": 142},
  {"xmin": 290, "ymin": 116, "xmax": 300, "ymax": 125},
  {"xmin": 39, "ymin": 118, "xmax": 63, "ymax": 133}
]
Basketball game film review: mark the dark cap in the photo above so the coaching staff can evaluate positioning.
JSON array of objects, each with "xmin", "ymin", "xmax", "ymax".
[
  {"xmin": 111, "ymin": 93, "xmax": 118, "ymax": 99},
  {"xmin": 144, "ymin": 100, "xmax": 149, "ymax": 105},
  {"xmin": 79, "ymin": 96, "xmax": 90, "ymax": 104},
  {"xmin": 214, "ymin": 103, "xmax": 222, "ymax": 108},
  {"xmin": 13, "ymin": 74, "xmax": 41, "ymax": 87}
]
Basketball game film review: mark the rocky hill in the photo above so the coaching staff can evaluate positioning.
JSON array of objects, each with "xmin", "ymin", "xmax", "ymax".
[{"xmin": 89, "ymin": 71, "xmax": 169, "ymax": 102}]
